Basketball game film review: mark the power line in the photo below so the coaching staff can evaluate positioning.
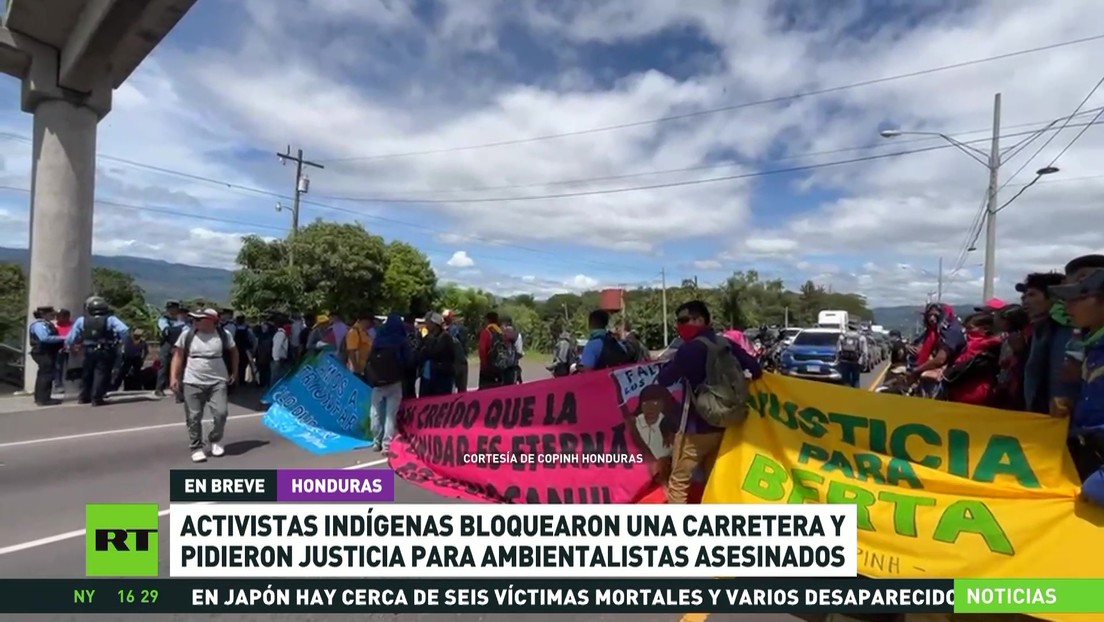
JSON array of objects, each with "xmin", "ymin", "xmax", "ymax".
[
  {"xmin": 993, "ymin": 107, "xmax": 1104, "ymax": 215},
  {"xmin": 5, "ymin": 114, "xmax": 1100, "ymax": 206},
  {"xmin": 1000, "ymin": 74, "xmax": 1104, "ymax": 190},
  {"xmin": 993, "ymin": 74, "xmax": 1104, "ymax": 215},
  {"xmin": 323, "ymin": 33, "xmax": 1104, "ymax": 163},
  {"xmin": 0, "ymin": 185, "xmax": 629, "ymax": 274},
  {"xmin": 316, "ymin": 119, "xmax": 1104, "ymax": 202},
  {"xmin": 0, "ymin": 133, "xmax": 649, "ymax": 273}
]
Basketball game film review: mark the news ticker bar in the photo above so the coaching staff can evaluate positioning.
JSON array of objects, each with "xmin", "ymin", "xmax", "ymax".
[
  {"xmin": 0, "ymin": 578, "xmax": 1100, "ymax": 614},
  {"xmin": 169, "ymin": 469, "xmax": 394, "ymax": 502}
]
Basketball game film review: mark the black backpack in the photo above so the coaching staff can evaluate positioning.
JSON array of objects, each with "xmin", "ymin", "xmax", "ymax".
[
  {"xmin": 489, "ymin": 330, "xmax": 519, "ymax": 372},
  {"xmin": 234, "ymin": 325, "xmax": 251, "ymax": 351},
  {"xmin": 595, "ymin": 333, "xmax": 633, "ymax": 370},
  {"xmin": 366, "ymin": 345, "xmax": 404, "ymax": 387},
  {"xmin": 839, "ymin": 333, "xmax": 862, "ymax": 362},
  {"xmin": 83, "ymin": 315, "xmax": 114, "ymax": 346}
]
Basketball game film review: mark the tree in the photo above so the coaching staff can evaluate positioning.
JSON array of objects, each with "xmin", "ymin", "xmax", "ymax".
[
  {"xmin": 92, "ymin": 267, "xmax": 155, "ymax": 336},
  {"xmin": 381, "ymin": 241, "xmax": 437, "ymax": 317},
  {"xmin": 436, "ymin": 283, "xmax": 494, "ymax": 352},
  {"xmin": 231, "ymin": 221, "xmax": 392, "ymax": 319},
  {"xmin": 0, "ymin": 262, "xmax": 26, "ymax": 345}
]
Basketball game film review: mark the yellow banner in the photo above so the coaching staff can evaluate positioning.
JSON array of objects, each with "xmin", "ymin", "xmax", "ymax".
[{"xmin": 704, "ymin": 375, "xmax": 1104, "ymax": 621}]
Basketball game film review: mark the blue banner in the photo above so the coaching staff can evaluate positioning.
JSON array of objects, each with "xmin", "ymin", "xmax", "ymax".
[{"xmin": 261, "ymin": 353, "xmax": 374, "ymax": 455}]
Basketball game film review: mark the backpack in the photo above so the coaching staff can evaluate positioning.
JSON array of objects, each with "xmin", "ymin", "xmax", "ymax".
[
  {"xmin": 182, "ymin": 328, "xmax": 233, "ymax": 372},
  {"xmin": 690, "ymin": 335, "xmax": 750, "ymax": 428},
  {"xmin": 366, "ymin": 345, "xmax": 404, "ymax": 387},
  {"xmin": 83, "ymin": 315, "xmax": 114, "ymax": 346},
  {"xmin": 594, "ymin": 333, "xmax": 633, "ymax": 370},
  {"xmin": 233, "ymin": 325, "xmax": 251, "ymax": 351},
  {"xmin": 839, "ymin": 333, "xmax": 862, "ymax": 362},
  {"xmin": 489, "ymin": 330, "xmax": 519, "ymax": 372}
]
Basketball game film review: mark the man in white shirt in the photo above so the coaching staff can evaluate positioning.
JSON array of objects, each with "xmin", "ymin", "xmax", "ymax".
[
  {"xmin": 289, "ymin": 313, "xmax": 304, "ymax": 362},
  {"xmin": 171, "ymin": 309, "xmax": 238, "ymax": 463},
  {"xmin": 271, "ymin": 314, "xmax": 289, "ymax": 382}
]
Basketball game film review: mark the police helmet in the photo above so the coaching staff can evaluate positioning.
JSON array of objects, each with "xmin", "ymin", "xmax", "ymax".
[{"xmin": 85, "ymin": 296, "xmax": 110, "ymax": 315}]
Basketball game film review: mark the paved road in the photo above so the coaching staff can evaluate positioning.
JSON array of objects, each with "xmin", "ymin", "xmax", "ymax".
[{"xmin": 0, "ymin": 358, "xmax": 886, "ymax": 622}]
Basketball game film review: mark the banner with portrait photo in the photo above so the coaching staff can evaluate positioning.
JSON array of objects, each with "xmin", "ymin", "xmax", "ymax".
[{"xmin": 389, "ymin": 363, "xmax": 683, "ymax": 503}]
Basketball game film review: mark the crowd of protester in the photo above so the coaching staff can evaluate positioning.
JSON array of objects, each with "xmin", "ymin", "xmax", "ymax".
[
  {"xmin": 892, "ymin": 253, "xmax": 1104, "ymax": 507},
  {"xmin": 29, "ymin": 253, "xmax": 1103, "ymax": 504}
]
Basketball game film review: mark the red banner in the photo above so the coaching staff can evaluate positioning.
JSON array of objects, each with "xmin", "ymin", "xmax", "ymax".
[{"xmin": 389, "ymin": 363, "xmax": 683, "ymax": 503}]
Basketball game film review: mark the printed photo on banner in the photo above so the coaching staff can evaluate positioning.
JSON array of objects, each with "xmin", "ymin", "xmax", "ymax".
[
  {"xmin": 705, "ymin": 373, "xmax": 1104, "ymax": 588},
  {"xmin": 389, "ymin": 367, "xmax": 660, "ymax": 504},
  {"xmin": 261, "ymin": 353, "xmax": 374, "ymax": 455}
]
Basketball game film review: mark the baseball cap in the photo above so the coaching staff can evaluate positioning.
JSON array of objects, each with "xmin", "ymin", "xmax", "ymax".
[
  {"xmin": 427, "ymin": 312, "xmax": 444, "ymax": 326},
  {"xmin": 1015, "ymin": 272, "xmax": 1064, "ymax": 294},
  {"xmin": 1049, "ymin": 269, "xmax": 1104, "ymax": 301},
  {"xmin": 975, "ymin": 297, "xmax": 1008, "ymax": 312},
  {"xmin": 189, "ymin": 308, "xmax": 219, "ymax": 320}
]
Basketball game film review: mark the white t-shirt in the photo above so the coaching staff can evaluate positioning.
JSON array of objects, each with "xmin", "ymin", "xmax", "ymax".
[
  {"xmin": 635, "ymin": 414, "xmax": 671, "ymax": 459},
  {"xmin": 273, "ymin": 329, "xmax": 288, "ymax": 361},
  {"xmin": 175, "ymin": 328, "xmax": 236, "ymax": 386}
]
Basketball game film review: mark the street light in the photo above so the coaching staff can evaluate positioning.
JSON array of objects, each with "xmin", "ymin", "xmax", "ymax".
[
  {"xmin": 880, "ymin": 129, "xmax": 990, "ymax": 165},
  {"xmin": 881, "ymin": 94, "xmax": 1007, "ymax": 300},
  {"xmin": 880, "ymin": 98, "xmax": 1066, "ymax": 301}
]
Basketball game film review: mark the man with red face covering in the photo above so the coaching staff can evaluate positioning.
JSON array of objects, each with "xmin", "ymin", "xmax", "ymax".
[
  {"xmin": 653, "ymin": 300, "xmax": 762, "ymax": 504},
  {"xmin": 908, "ymin": 303, "xmax": 966, "ymax": 396}
]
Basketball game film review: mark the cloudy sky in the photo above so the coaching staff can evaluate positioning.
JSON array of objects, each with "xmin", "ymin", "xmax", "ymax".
[{"xmin": 1, "ymin": 0, "xmax": 1102, "ymax": 305}]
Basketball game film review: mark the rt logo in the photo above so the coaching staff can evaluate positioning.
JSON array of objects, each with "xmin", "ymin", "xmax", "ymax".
[{"xmin": 85, "ymin": 503, "xmax": 159, "ymax": 576}]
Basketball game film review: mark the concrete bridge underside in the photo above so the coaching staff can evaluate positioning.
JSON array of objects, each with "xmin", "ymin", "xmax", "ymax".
[{"xmin": 1, "ymin": 0, "xmax": 196, "ymax": 392}]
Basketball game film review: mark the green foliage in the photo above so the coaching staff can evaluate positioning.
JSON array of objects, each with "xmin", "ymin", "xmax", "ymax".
[
  {"xmin": 435, "ymin": 283, "xmax": 494, "ymax": 352},
  {"xmin": 489, "ymin": 270, "xmax": 874, "ymax": 351},
  {"xmin": 232, "ymin": 221, "xmax": 391, "ymax": 319},
  {"xmin": 0, "ymin": 262, "xmax": 26, "ymax": 345},
  {"xmin": 92, "ymin": 267, "xmax": 156, "ymax": 336},
  {"xmin": 381, "ymin": 241, "xmax": 437, "ymax": 316}
]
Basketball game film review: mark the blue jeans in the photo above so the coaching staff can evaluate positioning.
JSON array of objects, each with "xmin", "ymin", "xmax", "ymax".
[
  {"xmin": 370, "ymin": 381, "xmax": 403, "ymax": 449},
  {"xmin": 839, "ymin": 362, "xmax": 862, "ymax": 388}
]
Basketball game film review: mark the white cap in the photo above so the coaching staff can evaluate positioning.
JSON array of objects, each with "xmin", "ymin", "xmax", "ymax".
[{"xmin": 189, "ymin": 308, "xmax": 219, "ymax": 320}]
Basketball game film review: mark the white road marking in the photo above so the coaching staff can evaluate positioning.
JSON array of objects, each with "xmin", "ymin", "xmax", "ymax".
[
  {"xmin": 0, "ymin": 457, "xmax": 390, "ymax": 557},
  {"xmin": 0, "ymin": 411, "xmax": 267, "ymax": 449}
]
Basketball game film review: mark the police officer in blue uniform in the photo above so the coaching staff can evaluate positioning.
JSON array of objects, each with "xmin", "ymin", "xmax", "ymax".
[
  {"xmin": 66, "ymin": 296, "xmax": 129, "ymax": 406},
  {"xmin": 155, "ymin": 301, "xmax": 186, "ymax": 397},
  {"xmin": 28, "ymin": 305, "xmax": 65, "ymax": 406}
]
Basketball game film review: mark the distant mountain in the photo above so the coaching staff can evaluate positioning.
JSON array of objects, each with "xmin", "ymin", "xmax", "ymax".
[
  {"xmin": 872, "ymin": 301, "xmax": 977, "ymax": 333},
  {"xmin": 0, "ymin": 247, "xmax": 233, "ymax": 306}
]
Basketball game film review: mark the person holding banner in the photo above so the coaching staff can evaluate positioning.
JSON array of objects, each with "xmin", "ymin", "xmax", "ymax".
[
  {"xmin": 1048, "ymin": 268, "xmax": 1104, "ymax": 507},
  {"xmin": 654, "ymin": 300, "xmax": 761, "ymax": 504}
]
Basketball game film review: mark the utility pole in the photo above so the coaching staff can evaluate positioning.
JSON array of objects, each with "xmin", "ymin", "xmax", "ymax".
[
  {"xmin": 276, "ymin": 146, "xmax": 324, "ymax": 266},
  {"xmin": 660, "ymin": 268, "xmax": 669, "ymax": 347},
  {"xmin": 937, "ymin": 256, "xmax": 944, "ymax": 302},
  {"xmin": 784, "ymin": 306, "xmax": 789, "ymax": 328},
  {"xmin": 982, "ymin": 93, "xmax": 1001, "ymax": 300}
]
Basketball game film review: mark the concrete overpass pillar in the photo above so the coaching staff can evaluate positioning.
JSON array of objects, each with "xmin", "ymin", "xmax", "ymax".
[
  {"xmin": 17, "ymin": 42, "xmax": 111, "ymax": 395},
  {"xmin": 23, "ymin": 100, "xmax": 99, "ymax": 393}
]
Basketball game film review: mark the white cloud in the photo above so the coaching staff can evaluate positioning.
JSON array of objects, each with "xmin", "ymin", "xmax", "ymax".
[
  {"xmin": 570, "ymin": 274, "xmax": 600, "ymax": 290},
  {"xmin": 446, "ymin": 250, "xmax": 475, "ymax": 268},
  {"xmin": 693, "ymin": 259, "xmax": 722, "ymax": 270}
]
